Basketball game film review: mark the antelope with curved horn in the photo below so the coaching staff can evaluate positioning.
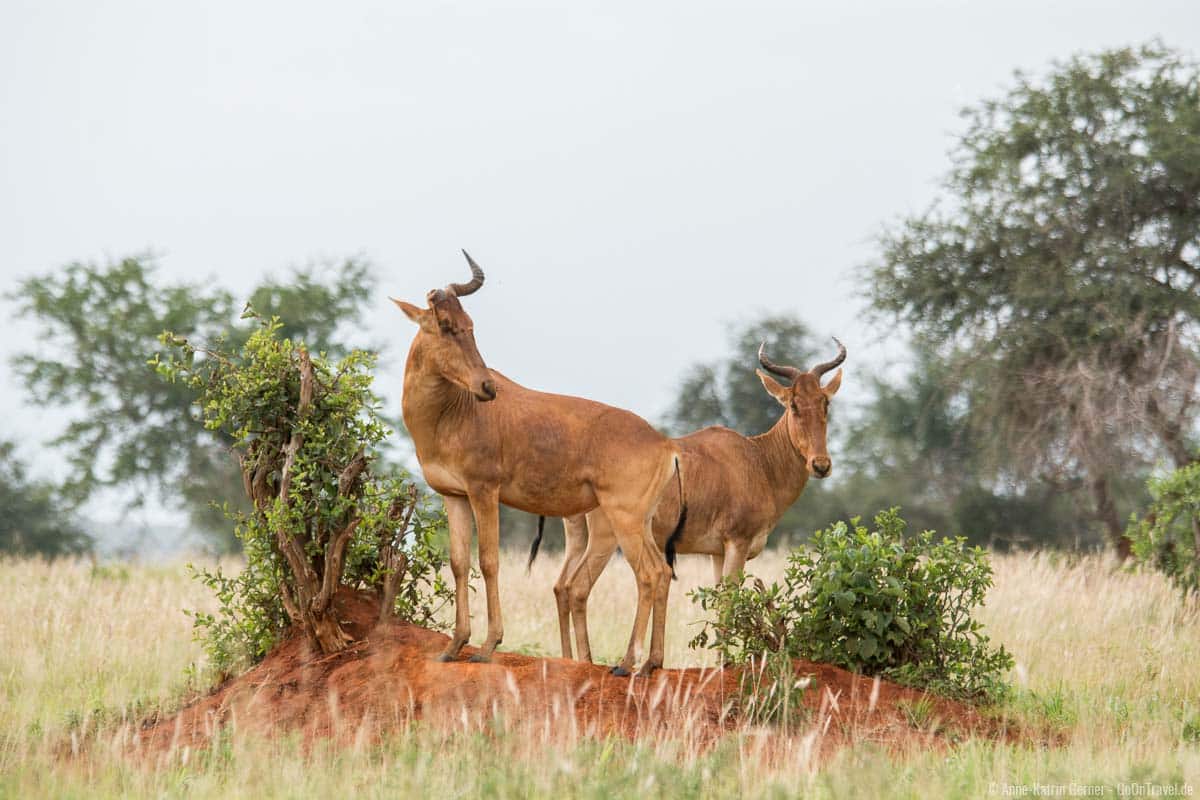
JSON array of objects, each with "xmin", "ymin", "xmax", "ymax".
[
  {"xmin": 393, "ymin": 252, "xmax": 686, "ymax": 676},
  {"xmin": 535, "ymin": 339, "xmax": 845, "ymax": 662}
]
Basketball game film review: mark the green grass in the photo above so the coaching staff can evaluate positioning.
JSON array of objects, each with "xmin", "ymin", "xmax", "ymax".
[{"xmin": 1, "ymin": 550, "xmax": 1198, "ymax": 798}]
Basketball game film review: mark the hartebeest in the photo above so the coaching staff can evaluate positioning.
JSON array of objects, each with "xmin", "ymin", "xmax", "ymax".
[
  {"xmin": 537, "ymin": 339, "xmax": 845, "ymax": 662},
  {"xmin": 392, "ymin": 253, "xmax": 686, "ymax": 676}
]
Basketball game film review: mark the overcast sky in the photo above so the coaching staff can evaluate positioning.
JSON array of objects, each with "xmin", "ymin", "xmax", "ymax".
[{"xmin": 2, "ymin": 0, "xmax": 1197, "ymax": 525}]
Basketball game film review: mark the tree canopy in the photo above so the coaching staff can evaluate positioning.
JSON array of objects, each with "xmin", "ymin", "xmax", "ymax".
[
  {"xmin": 867, "ymin": 43, "xmax": 1200, "ymax": 552},
  {"xmin": 9, "ymin": 256, "xmax": 376, "ymax": 549}
]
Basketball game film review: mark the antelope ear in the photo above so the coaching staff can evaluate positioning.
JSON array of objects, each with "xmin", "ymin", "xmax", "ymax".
[
  {"xmin": 391, "ymin": 298, "xmax": 434, "ymax": 330},
  {"xmin": 822, "ymin": 368, "xmax": 843, "ymax": 398},
  {"xmin": 757, "ymin": 369, "xmax": 791, "ymax": 406}
]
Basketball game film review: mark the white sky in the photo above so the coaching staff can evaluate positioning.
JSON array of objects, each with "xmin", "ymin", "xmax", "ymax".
[{"xmin": 1, "ymin": 0, "xmax": 1197, "ymax": 524}]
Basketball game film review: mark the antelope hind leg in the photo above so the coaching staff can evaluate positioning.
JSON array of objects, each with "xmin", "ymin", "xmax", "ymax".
[
  {"xmin": 565, "ymin": 510, "xmax": 618, "ymax": 664},
  {"xmin": 603, "ymin": 507, "xmax": 658, "ymax": 677},
  {"xmin": 554, "ymin": 514, "xmax": 589, "ymax": 660}
]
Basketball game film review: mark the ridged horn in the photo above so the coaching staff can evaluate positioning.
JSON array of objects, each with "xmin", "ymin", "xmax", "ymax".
[
  {"xmin": 448, "ymin": 250, "xmax": 485, "ymax": 297},
  {"xmin": 810, "ymin": 337, "xmax": 847, "ymax": 377},
  {"xmin": 758, "ymin": 341, "xmax": 802, "ymax": 383}
]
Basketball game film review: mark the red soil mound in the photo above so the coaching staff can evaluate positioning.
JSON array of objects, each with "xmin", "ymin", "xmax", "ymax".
[{"xmin": 136, "ymin": 588, "xmax": 1016, "ymax": 758}]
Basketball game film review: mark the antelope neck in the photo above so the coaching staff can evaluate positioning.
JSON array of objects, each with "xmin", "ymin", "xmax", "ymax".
[{"xmin": 751, "ymin": 414, "xmax": 810, "ymax": 513}]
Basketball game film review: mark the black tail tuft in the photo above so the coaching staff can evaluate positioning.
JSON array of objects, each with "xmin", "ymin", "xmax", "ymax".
[
  {"xmin": 664, "ymin": 456, "xmax": 687, "ymax": 580},
  {"xmin": 527, "ymin": 515, "xmax": 545, "ymax": 571},
  {"xmin": 665, "ymin": 506, "xmax": 687, "ymax": 578}
]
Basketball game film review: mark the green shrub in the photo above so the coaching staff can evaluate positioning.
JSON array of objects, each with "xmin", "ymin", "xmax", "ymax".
[
  {"xmin": 690, "ymin": 508, "xmax": 1013, "ymax": 703},
  {"xmin": 154, "ymin": 312, "xmax": 451, "ymax": 679},
  {"xmin": 1128, "ymin": 463, "xmax": 1200, "ymax": 595}
]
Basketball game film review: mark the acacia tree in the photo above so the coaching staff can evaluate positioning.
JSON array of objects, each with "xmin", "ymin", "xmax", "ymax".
[
  {"xmin": 157, "ymin": 316, "xmax": 448, "ymax": 662},
  {"xmin": 10, "ymin": 256, "xmax": 375, "ymax": 548},
  {"xmin": 868, "ymin": 43, "xmax": 1200, "ymax": 555}
]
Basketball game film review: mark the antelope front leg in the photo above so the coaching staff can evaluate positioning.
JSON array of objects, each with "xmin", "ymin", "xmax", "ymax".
[
  {"xmin": 438, "ymin": 494, "xmax": 474, "ymax": 662},
  {"xmin": 711, "ymin": 539, "xmax": 749, "ymax": 669},
  {"xmin": 721, "ymin": 539, "xmax": 748, "ymax": 582},
  {"xmin": 469, "ymin": 488, "xmax": 503, "ymax": 662}
]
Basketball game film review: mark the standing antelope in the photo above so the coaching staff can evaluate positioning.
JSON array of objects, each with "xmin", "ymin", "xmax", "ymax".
[
  {"xmin": 537, "ymin": 340, "xmax": 844, "ymax": 663},
  {"xmin": 392, "ymin": 252, "xmax": 686, "ymax": 676}
]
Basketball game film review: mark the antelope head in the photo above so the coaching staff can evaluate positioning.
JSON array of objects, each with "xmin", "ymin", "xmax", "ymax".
[
  {"xmin": 392, "ymin": 251, "xmax": 497, "ymax": 402},
  {"xmin": 756, "ymin": 338, "xmax": 845, "ymax": 478}
]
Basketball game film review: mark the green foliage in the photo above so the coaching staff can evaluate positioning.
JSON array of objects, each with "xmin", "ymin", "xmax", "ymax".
[
  {"xmin": 872, "ymin": 42, "xmax": 1200, "ymax": 356},
  {"xmin": 9, "ymin": 256, "xmax": 375, "ymax": 548},
  {"xmin": 828, "ymin": 345, "xmax": 1101, "ymax": 550},
  {"xmin": 156, "ymin": 314, "xmax": 450, "ymax": 677},
  {"xmin": 1128, "ymin": 463, "xmax": 1200, "ymax": 594},
  {"xmin": 0, "ymin": 440, "xmax": 91, "ymax": 556},
  {"xmin": 866, "ymin": 42, "xmax": 1200, "ymax": 548},
  {"xmin": 690, "ymin": 509, "xmax": 1013, "ymax": 703}
]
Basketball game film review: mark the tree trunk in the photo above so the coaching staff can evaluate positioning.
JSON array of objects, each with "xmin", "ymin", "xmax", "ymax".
[
  {"xmin": 1091, "ymin": 475, "xmax": 1131, "ymax": 560},
  {"xmin": 1192, "ymin": 516, "xmax": 1200, "ymax": 578},
  {"xmin": 310, "ymin": 610, "xmax": 353, "ymax": 653},
  {"xmin": 273, "ymin": 530, "xmax": 353, "ymax": 654},
  {"xmin": 1145, "ymin": 387, "xmax": 1195, "ymax": 469},
  {"xmin": 241, "ymin": 348, "xmax": 358, "ymax": 656},
  {"xmin": 378, "ymin": 485, "xmax": 418, "ymax": 625}
]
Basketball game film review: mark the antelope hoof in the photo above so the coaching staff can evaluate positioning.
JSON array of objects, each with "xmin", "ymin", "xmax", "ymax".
[
  {"xmin": 610, "ymin": 665, "xmax": 632, "ymax": 678},
  {"xmin": 436, "ymin": 640, "xmax": 466, "ymax": 662},
  {"xmin": 636, "ymin": 662, "xmax": 662, "ymax": 678},
  {"xmin": 469, "ymin": 653, "xmax": 492, "ymax": 663}
]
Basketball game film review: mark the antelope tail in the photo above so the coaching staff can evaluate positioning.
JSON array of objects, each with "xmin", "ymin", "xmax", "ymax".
[
  {"xmin": 664, "ymin": 456, "xmax": 688, "ymax": 580},
  {"xmin": 527, "ymin": 515, "xmax": 546, "ymax": 571}
]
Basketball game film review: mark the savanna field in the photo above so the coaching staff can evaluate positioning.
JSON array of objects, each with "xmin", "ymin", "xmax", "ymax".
[{"xmin": 2, "ymin": 548, "xmax": 1197, "ymax": 799}]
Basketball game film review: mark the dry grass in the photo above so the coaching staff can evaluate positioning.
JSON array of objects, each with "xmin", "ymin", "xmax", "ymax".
[{"xmin": 2, "ymin": 547, "xmax": 1198, "ymax": 798}]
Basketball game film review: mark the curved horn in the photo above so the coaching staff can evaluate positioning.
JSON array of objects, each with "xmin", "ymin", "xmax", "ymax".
[
  {"xmin": 810, "ymin": 337, "xmax": 847, "ymax": 377},
  {"xmin": 758, "ymin": 341, "xmax": 802, "ymax": 383},
  {"xmin": 448, "ymin": 250, "xmax": 485, "ymax": 297}
]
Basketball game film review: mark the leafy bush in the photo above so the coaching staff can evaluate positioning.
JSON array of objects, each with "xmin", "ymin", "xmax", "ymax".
[
  {"xmin": 154, "ymin": 313, "xmax": 451, "ymax": 678},
  {"xmin": 690, "ymin": 508, "xmax": 1013, "ymax": 703},
  {"xmin": 1128, "ymin": 464, "xmax": 1200, "ymax": 595}
]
